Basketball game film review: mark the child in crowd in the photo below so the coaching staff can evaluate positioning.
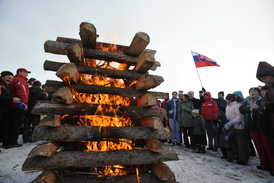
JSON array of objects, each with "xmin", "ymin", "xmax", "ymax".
[
  {"xmin": 192, "ymin": 109, "xmax": 207, "ymax": 153},
  {"xmin": 217, "ymin": 112, "xmax": 235, "ymax": 162}
]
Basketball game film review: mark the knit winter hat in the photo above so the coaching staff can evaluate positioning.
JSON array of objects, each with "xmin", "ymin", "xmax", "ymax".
[
  {"xmin": 249, "ymin": 87, "xmax": 261, "ymax": 95},
  {"xmin": 225, "ymin": 94, "xmax": 236, "ymax": 102},
  {"xmin": 216, "ymin": 112, "xmax": 226, "ymax": 120},
  {"xmin": 33, "ymin": 81, "xmax": 41, "ymax": 87},
  {"xmin": 256, "ymin": 61, "xmax": 274, "ymax": 81},
  {"xmin": 218, "ymin": 91, "xmax": 224, "ymax": 97},
  {"xmin": 1, "ymin": 71, "xmax": 14, "ymax": 77},
  {"xmin": 191, "ymin": 109, "xmax": 200, "ymax": 116}
]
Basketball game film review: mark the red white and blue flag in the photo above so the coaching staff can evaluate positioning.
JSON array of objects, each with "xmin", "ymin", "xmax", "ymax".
[{"xmin": 191, "ymin": 51, "xmax": 220, "ymax": 68}]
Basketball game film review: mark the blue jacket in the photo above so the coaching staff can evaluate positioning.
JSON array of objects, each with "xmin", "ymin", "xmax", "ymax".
[
  {"xmin": 165, "ymin": 98, "xmax": 180, "ymax": 119},
  {"xmin": 212, "ymin": 98, "xmax": 227, "ymax": 113}
]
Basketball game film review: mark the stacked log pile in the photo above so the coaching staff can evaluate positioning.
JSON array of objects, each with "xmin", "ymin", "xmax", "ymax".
[{"xmin": 22, "ymin": 22, "xmax": 178, "ymax": 183}]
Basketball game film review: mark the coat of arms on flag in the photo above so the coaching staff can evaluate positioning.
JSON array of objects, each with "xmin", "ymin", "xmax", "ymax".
[{"xmin": 191, "ymin": 51, "xmax": 220, "ymax": 68}]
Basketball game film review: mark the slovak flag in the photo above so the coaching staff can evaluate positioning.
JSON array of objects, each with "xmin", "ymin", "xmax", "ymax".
[{"xmin": 191, "ymin": 51, "xmax": 220, "ymax": 68}]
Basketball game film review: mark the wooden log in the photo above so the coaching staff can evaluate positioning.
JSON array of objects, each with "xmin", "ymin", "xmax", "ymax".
[
  {"xmin": 56, "ymin": 63, "xmax": 80, "ymax": 83},
  {"xmin": 22, "ymin": 148, "xmax": 178, "ymax": 171},
  {"xmin": 39, "ymin": 115, "xmax": 61, "ymax": 127},
  {"xmin": 44, "ymin": 40, "xmax": 160, "ymax": 70},
  {"xmin": 151, "ymin": 162, "xmax": 176, "ymax": 181},
  {"xmin": 64, "ymin": 43, "xmax": 84, "ymax": 65},
  {"xmin": 54, "ymin": 173, "xmax": 176, "ymax": 183},
  {"xmin": 140, "ymin": 117, "xmax": 163, "ymax": 130},
  {"xmin": 32, "ymin": 101, "xmax": 167, "ymax": 117},
  {"xmin": 134, "ymin": 50, "xmax": 155, "ymax": 73},
  {"xmin": 143, "ymin": 139, "xmax": 163, "ymax": 152},
  {"xmin": 135, "ymin": 74, "xmax": 164, "ymax": 90},
  {"xmin": 44, "ymin": 60, "xmax": 145, "ymax": 80},
  {"xmin": 126, "ymin": 32, "xmax": 150, "ymax": 57},
  {"xmin": 31, "ymin": 125, "xmax": 171, "ymax": 142},
  {"xmin": 150, "ymin": 61, "xmax": 161, "ymax": 71},
  {"xmin": 134, "ymin": 94, "xmax": 157, "ymax": 107},
  {"xmin": 28, "ymin": 142, "xmax": 60, "ymax": 158},
  {"xmin": 32, "ymin": 170, "xmax": 57, "ymax": 183},
  {"xmin": 44, "ymin": 80, "xmax": 167, "ymax": 98},
  {"xmin": 51, "ymin": 87, "xmax": 73, "ymax": 104},
  {"xmin": 79, "ymin": 22, "xmax": 97, "ymax": 48}
]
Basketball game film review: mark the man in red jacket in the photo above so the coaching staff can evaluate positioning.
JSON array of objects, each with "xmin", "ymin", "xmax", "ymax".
[
  {"xmin": 2, "ymin": 68, "xmax": 31, "ymax": 149},
  {"xmin": 200, "ymin": 92, "xmax": 219, "ymax": 151}
]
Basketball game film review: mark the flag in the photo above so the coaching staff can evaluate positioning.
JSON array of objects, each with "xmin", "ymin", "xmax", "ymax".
[{"xmin": 191, "ymin": 51, "xmax": 220, "ymax": 68}]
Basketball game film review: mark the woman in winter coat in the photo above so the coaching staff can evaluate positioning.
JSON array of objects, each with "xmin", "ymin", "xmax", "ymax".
[
  {"xmin": 224, "ymin": 94, "xmax": 248, "ymax": 165},
  {"xmin": 178, "ymin": 94, "xmax": 194, "ymax": 148}
]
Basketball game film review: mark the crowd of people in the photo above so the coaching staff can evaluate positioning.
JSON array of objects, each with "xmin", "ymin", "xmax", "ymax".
[
  {"xmin": 0, "ymin": 68, "xmax": 48, "ymax": 150},
  {"xmin": 161, "ymin": 61, "xmax": 274, "ymax": 177}
]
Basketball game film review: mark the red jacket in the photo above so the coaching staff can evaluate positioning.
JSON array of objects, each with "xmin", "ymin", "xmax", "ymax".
[
  {"xmin": 161, "ymin": 98, "xmax": 169, "ymax": 109},
  {"xmin": 200, "ymin": 92, "xmax": 219, "ymax": 120},
  {"xmin": 8, "ymin": 74, "xmax": 29, "ymax": 108}
]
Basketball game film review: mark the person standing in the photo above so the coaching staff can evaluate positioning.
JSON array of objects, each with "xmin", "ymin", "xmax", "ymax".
[
  {"xmin": 23, "ymin": 81, "xmax": 47, "ymax": 143},
  {"xmin": 212, "ymin": 91, "xmax": 227, "ymax": 113},
  {"xmin": 188, "ymin": 91, "xmax": 201, "ymax": 109},
  {"xmin": 165, "ymin": 91, "xmax": 181, "ymax": 145},
  {"xmin": 0, "ymin": 71, "xmax": 20, "ymax": 143},
  {"xmin": 200, "ymin": 92, "xmax": 219, "ymax": 151},
  {"xmin": 192, "ymin": 109, "xmax": 207, "ymax": 153},
  {"xmin": 3, "ymin": 68, "xmax": 30, "ymax": 148},
  {"xmin": 178, "ymin": 94, "xmax": 194, "ymax": 148}
]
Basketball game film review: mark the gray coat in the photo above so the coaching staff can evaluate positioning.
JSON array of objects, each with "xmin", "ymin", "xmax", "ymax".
[{"xmin": 178, "ymin": 101, "xmax": 194, "ymax": 127}]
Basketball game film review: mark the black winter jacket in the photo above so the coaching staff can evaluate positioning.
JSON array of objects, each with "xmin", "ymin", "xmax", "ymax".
[
  {"xmin": 0, "ymin": 79, "xmax": 13, "ymax": 113},
  {"xmin": 27, "ymin": 86, "xmax": 47, "ymax": 113}
]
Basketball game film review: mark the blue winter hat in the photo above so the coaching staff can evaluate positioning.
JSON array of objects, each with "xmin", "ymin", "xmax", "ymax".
[{"xmin": 216, "ymin": 112, "xmax": 226, "ymax": 120}]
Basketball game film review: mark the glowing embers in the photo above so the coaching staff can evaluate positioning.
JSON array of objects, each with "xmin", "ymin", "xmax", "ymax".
[
  {"xmin": 84, "ymin": 139, "xmax": 133, "ymax": 152},
  {"xmin": 78, "ymin": 115, "xmax": 132, "ymax": 127},
  {"xmin": 93, "ymin": 165, "xmax": 127, "ymax": 177}
]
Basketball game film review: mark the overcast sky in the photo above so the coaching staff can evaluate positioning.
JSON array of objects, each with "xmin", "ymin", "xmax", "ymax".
[{"xmin": 1, "ymin": 0, "xmax": 274, "ymax": 98}]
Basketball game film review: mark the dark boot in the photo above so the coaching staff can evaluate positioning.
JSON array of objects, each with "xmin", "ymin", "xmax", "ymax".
[
  {"xmin": 196, "ymin": 144, "xmax": 201, "ymax": 153},
  {"xmin": 226, "ymin": 151, "xmax": 234, "ymax": 162},
  {"xmin": 201, "ymin": 145, "xmax": 206, "ymax": 154},
  {"xmin": 220, "ymin": 148, "xmax": 227, "ymax": 159}
]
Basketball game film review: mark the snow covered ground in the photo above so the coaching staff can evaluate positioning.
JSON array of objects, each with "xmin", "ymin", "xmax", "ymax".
[{"xmin": 0, "ymin": 136, "xmax": 273, "ymax": 183}]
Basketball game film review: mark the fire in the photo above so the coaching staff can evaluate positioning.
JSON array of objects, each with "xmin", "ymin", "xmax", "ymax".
[{"xmin": 92, "ymin": 165, "xmax": 127, "ymax": 177}]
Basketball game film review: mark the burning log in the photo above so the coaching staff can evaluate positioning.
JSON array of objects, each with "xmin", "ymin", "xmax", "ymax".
[
  {"xmin": 79, "ymin": 22, "xmax": 97, "ymax": 48},
  {"xmin": 134, "ymin": 50, "xmax": 155, "ymax": 73},
  {"xmin": 140, "ymin": 117, "xmax": 163, "ymax": 130},
  {"xmin": 22, "ymin": 148, "xmax": 178, "ymax": 170},
  {"xmin": 143, "ymin": 139, "xmax": 163, "ymax": 152},
  {"xmin": 126, "ymin": 32, "xmax": 150, "ymax": 57},
  {"xmin": 64, "ymin": 43, "xmax": 84, "ymax": 65},
  {"xmin": 51, "ymin": 87, "xmax": 73, "ymax": 104},
  {"xmin": 151, "ymin": 162, "xmax": 176, "ymax": 181},
  {"xmin": 39, "ymin": 115, "xmax": 61, "ymax": 127},
  {"xmin": 135, "ymin": 74, "xmax": 164, "ymax": 90},
  {"xmin": 56, "ymin": 63, "xmax": 80, "ymax": 83},
  {"xmin": 54, "ymin": 173, "xmax": 176, "ymax": 183},
  {"xmin": 44, "ymin": 40, "xmax": 160, "ymax": 70},
  {"xmin": 27, "ymin": 142, "xmax": 60, "ymax": 158},
  {"xmin": 134, "ymin": 94, "xmax": 157, "ymax": 107},
  {"xmin": 31, "ymin": 101, "xmax": 167, "ymax": 117},
  {"xmin": 31, "ymin": 125, "xmax": 171, "ymax": 141},
  {"xmin": 44, "ymin": 80, "xmax": 167, "ymax": 98},
  {"xmin": 32, "ymin": 170, "xmax": 57, "ymax": 183}
]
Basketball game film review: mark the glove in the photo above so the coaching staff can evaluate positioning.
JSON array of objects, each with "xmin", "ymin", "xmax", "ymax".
[
  {"xmin": 224, "ymin": 121, "xmax": 234, "ymax": 130},
  {"xmin": 202, "ymin": 87, "xmax": 206, "ymax": 92},
  {"xmin": 224, "ymin": 136, "xmax": 229, "ymax": 140},
  {"xmin": 17, "ymin": 100, "xmax": 26, "ymax": 110}
]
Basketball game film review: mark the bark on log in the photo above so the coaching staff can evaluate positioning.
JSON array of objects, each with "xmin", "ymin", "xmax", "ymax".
[
  {"xmin": 44, "ymin": 40, "xmax": 160, "ymax": 70},
  {"xmin": 44, "ymin": 60, "xmax": 145, "ymax": 80},
  {"xmin": 54, "ymin": 173, "xmax": 176, "ymax": 183},
  {"xmin": 22, "ymin": 148, "xmax": 178, "ymax": 170},
  {"xmin": 151, "ymin": 162, "xmax": 176, "ymax": 181},
  {"xmin": 44, "ymin": 80, "xmax": 167, "ymax": 98},
  {"xmin": 135, "ymin": 74, "xmax": 164, "ymax": 90},
  {"xmin": 134, "ymin": 50, "xmax": 155, "ymax": 73},
  {"xmin": 51, "ymin": 87, "xmax": 73, "ymax": 104},
  {"xmin": 28, "ymin": 142, "xmax": 60, "ymax": 158},
  {"xmin": 134, "ymin": 94, "xmax": 157, "ymax": 107},
  {"xmin": 140, "ymin": 117, "xmax": 163, "ymax": 130},
  {"xmin": 150, "ymin": 61, "xmax": 161, "ymax": 71},
  {"xmin": 56, "ymin": 63, "xmax": 80, "ymax": 83},
  {"xmin": 143, "ymin": 139, "xmax": 163, "ymax": 152},
  {"xmin": 64, "ymin": 43, "xmax": 84, "ymax": 65},
  {"xmin": 39, "ymin": 115, "xmax": 61, "ymax": 127},
  {"xmin": 79, "ymin": 22, "xmax": 97, "ymax": 48},
  {"xmin": 31, "ymin": 125, "xmax": 171, "ymax": 142},
  {"xmin": 32, "ymin": 170, "xmax": 57, "ymax": 183},
  {"xmin": 32, "ymin": 101, "xmax": 167, "ymax": 117},
  {"xmin": 126, "ymin": 32, "xmax": 150, "ymax": 57}
]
